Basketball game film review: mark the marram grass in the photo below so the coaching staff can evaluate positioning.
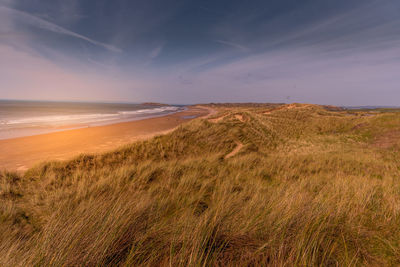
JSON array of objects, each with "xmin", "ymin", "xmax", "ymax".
[{"xmin": 2, "ymin": 104, "xmax": 400, "ymax": 266}]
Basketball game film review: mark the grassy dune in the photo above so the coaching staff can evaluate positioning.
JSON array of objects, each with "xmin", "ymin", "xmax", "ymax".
[{"xmin": 2, "ymin": 103, "xmax": 400, "ymax": 266}]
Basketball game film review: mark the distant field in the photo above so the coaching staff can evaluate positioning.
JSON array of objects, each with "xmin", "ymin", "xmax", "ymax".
[{"xmin": 2, "ymin": 103, "xmax": 400, "ymax": 266}]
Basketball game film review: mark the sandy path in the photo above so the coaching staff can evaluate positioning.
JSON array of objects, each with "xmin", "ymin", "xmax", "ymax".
[
  {"xmin": 225, "ymin": 141, "xmax": 244, "ymax": 159},
  {"xmin": 209, "ymin": 114, "xmax": 228, "ymax": 123},
  {"xmin": 0, "ymin": 106, "xmax": 211, "ymax": 171}
]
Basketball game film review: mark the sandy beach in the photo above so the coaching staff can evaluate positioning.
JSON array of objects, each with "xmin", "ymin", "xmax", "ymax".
[{"xmin": 0, "ymin": 106, "xmax": 211, "ymax": 171}]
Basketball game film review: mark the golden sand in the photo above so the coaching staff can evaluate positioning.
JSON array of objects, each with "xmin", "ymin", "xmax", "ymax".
[{"xmin": 0, "ymin": 106, "xmax": 211, "ymax": 171}]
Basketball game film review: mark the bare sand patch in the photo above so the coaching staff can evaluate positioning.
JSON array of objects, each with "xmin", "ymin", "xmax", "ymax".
[
  {"xmin": 225, "ymin": 141, "xmax": 243, "ymax": 159},
  {"xmin": 209, "ymin": 114, "xmax": 229, "ymax": 123},
  {"xmin": 372, "ymin": 130, "xmax": 400, "ymax": 149},
  {"xmin": 234, "ymin": 114, "xmax": 244, "ymax": 122}
]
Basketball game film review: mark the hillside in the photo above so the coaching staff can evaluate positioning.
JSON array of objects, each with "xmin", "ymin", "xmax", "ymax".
[{"xmin": 2, "ymin": 103, "xmax": 400, "ymax": 266}]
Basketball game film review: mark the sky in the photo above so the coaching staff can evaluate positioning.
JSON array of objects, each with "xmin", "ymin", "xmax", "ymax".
[{"xmin": 0, "ymin": 0, "xmax": 400, "ymax": 105}]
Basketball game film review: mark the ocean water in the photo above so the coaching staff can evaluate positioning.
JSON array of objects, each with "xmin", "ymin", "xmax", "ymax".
[{"xmin": 0, "ymin": 100, "xmax": 183, "ymax": 140}]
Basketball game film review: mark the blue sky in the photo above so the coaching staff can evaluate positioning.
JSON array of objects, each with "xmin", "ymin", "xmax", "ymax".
[{"xmin": 0, "ymin": 0, "xmax": 399, "ymax": 105}]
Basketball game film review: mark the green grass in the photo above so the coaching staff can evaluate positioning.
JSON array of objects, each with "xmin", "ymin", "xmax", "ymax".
[{"xmin": 2, "ymin": 103, "xmax": 400, "ymax": 266}]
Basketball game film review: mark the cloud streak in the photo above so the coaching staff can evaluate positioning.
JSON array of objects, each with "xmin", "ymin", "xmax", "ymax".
[
  {"xmin": 215, "ymin": 40, "xmax": 249, "ymax": 52},
  {"xmin": 0, "ymin": 6, "xmax": 121, "ymax": 53}
]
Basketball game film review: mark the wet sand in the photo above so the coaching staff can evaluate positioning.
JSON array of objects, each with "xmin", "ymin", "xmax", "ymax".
[{"xmin": 0, "ymin": 106, "xmax": 211, "ymax": 171}]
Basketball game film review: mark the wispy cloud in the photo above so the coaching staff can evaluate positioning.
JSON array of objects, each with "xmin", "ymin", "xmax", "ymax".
[
  {"xmin": 215, "ymin": 40, "xmax": 249, "ymax": 52},
  {"xmin": 149, "ymin": 44, "xmax": 164, "ymax": 59},
  {"xmin": 0, "ymin": 6, "xmax": 121, "ymax": 53}
]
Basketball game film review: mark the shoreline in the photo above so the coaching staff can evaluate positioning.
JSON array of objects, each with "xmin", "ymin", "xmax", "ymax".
[
  {"xmin": 0, "ymin": 106, "xmax": 186, "ymax": 141},
  {"xmin": 0, "ymin": 106, "xmax": 212, "ymax": 172}
]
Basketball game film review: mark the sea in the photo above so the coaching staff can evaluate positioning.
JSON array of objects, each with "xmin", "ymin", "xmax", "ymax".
[{"xmin": 0, "ymin": 100, "xmax": 184, "ymax": 140}]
